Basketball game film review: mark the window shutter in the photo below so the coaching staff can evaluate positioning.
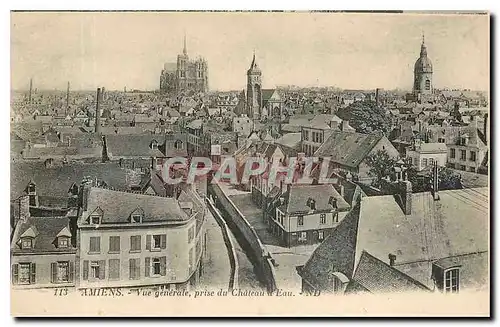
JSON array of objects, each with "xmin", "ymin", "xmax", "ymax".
[
  {"xmin": 129, "ymin": 259, "xmax": 134, "ymax": 279},
  {"xmin": 51, "ymin": 262, "xmax": 57, "ymax": 283},
  {"xmin": 160, "ymin": 256, "xmax": 167, "ymax": 276},
  {"xmin": 82, "ymin": 260, "xmax": 89, "ymax": 280},
  {"xmin": 99, "ymin": 260, "xmax": 106, "ymax": 280},
  {"xmin": 160, "ymin": 234, "xmax": 167, "ymax": 249},
  {"xmin": 97, "ymin": 237, "xmax": 101, "ymax": 252},
  {"xmin": 146, "ymin": 235, "xmax": 151, "ymax": 251},
  {"xmin": 30, "ymin": 263, "xmax": 36, "ymax": 284},
  {"xmin": 145, "ymin": 257, "xmax": 151, "ymax": 277},
  {"xmin": 69, "ymin": 261, "xmax": 74, "ymax": 283},
  {"xmin": 12, "ymin": 264, "xmax": 18, "ymax": 285}
]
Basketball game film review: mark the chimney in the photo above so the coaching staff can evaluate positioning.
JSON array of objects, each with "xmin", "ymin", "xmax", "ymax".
[
  {"xmin": 279, "ymin": 197, "xmax": 285, "ymax": 205},
  {"xmin": 399, "ymin": 180, "xmax": 412, "ymax": 215},
  {"xmin": 375, "ymin": 88, "xmax": 380, "ymax": 106},
  {"xmin": 18, "ymin": 195, "xmax": 30, "ymax": 224},
  {"xmin": 66, "ymin": 81, "xmax": 70, "ymax": 116},
  {"xmin": 28, "ymin": 78, "xmax": 33, "ymax": 104},
  {"xmin": 388, "ymin": 254, "xmax": 396, "ymax": 266},
  {"xmin": 95, "ymin": 88, "xmax": 102, "ymax": 134}
]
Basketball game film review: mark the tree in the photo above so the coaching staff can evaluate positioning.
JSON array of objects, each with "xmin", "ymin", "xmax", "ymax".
[
  {"xmin": 336, "ymin": 100, "xmax": 392, "ymax": 135},
  {"xmin": 407, "ymin": 166, "xmax": 462, "ymax": 193},
  {"xmin": 364, "ymin": 149, "xmax": 397, "ymax": 187}
]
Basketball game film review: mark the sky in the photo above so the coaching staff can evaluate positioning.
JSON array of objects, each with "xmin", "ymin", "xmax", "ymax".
[{"xmin": 11, "ymin": 12, "xmax": 489, "ymax": 92}]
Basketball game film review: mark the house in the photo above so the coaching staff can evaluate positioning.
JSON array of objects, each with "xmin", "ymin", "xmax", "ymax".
[
  {"xmin": 314, "ymin": 131, "xmax": 400, "ymax": 183},
  {"xmin": 269, "ymin": 184, "xmax": 351, "ymax": 247},
  {"xmin": 301, "ymin": 115, "xmax": 350, "ymax": 156},
  {"xmin": 77, "ymin": 186, "xmax": 206, "ymax": 289},
  {"xmin": 406, "ymin": 142, "xmax": 448, "ymax": 171},
  {"xmin": 297, "ymin": 182, "xmax": 488, "ymax": 294},
  {"xmin": 232, "ymin": 115, "xmax": 253, "ymax": 137},
  {"xmin": 11, "ymin": 196, "xmax": 77, "ymax": 289}
]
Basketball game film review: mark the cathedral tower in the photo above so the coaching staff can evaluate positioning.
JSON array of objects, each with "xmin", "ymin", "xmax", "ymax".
[
  {"xmin": 413, "ymin": 34, "xmax": 433, "ymax": 98},
  {"xmin": 246, "ymin": 52, "xmax": 262, "ymax": 120}
]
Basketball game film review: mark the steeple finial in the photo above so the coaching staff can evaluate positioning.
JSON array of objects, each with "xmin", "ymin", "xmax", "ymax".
[
  {"xmin": 422, "ymin": 31, "xmax": 425, "ymax": 45},
  {"xmin": 183, "ymin": 32, "xmax": 187, "ymax": 56},
  {"xmin": 250, "ymin": 50, "xmax": 256, "ymax": 69}
]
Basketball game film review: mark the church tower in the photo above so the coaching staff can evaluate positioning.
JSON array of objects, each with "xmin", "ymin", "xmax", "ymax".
[
  {"xmin": 413, "ymin": 34, "xmax": 433, "ymax": 99},
  {"xmin": 177, "ymin": 33, "xmax": 189, "ymax": 91},
  {"xmin": 247, "ymin": 52, "xmax": 262, "ymax": 120}
]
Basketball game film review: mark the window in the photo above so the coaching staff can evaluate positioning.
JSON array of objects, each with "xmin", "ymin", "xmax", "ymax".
[
  {"xmin": 444, "ymin": 268, "xmax": 460, "ymax": 293},
  {"xmin": 408, "ymin": 157, "xmax": 413, "ymax": 165},
  {"xmin": 130, "ymin": 235, "xmax": 141, "ymax": 252},
  {"xmin": 297, "ymin": 216, "xmax": 304, "ymax": 227},
  {"xmin": 21, "ymin": 238, "xmax": 33, "ymax": 250},
  {"xmin": 131, "ymin": 215, "xmax": 142, "ymax": 223},
  {"xmin": 109, "ymin": 259, "xmax": 120, "ymax": 280},
  {"xmin": 425, "ymin": 79, "xmax": 431, "ymax": 90},
  {"xmin": 450, "ymin": 149, "xmax": 456, "ymax": 159},
  {"xmin": 58, "ymin": 237, "xmax": 69, "ymax": 248},
  {"xmin": 299, "ymin": 232, "xmax": 307, "ymax": 242},
  {"xmin": 129, "ymin": 258, "xmax": 140, "ymax": 280},
  {"xmin": 52, "ymin": 261, "xmax": 69, "ymax": 283},
  {"xmin": 90, "ymin": 261, "xmax": 100, "ymax": 279},
  {"xmin": 148, "ymin": 234, "xmax": 166, "ymax": 251},
  {"xmin": 318, "ymin": 231, "xmax": 324, "ymax": 240},
  {"xmin": 470, "ymin": 151, "xmax": 476, "ymax": 162},
  {"xmin": 460, "ymin": 165, "xmax": 466, "ymax": 171},
  {"xmin": 422, "ymin": 158, "xmax": 428, "ymax": 167},
  {"xmin": 438, "ymin": 137, "xmax": 445, "ymax": 143},
  {"xmin": 90, "ymin": 215, "xmax": 100, "ymax": 225},
  {"xmin": 89, "ymin": 237, "xmax": 101, "ymax": 253},
  {"xmin": 15, "ymin": 263, "xmax": 35, "ymax": 285},
  {"xmin": 320, "ymin": 214, "xmax": 326, "ymax": 225},
  {"xmin": 109, "ymin": 236, "xmax": 120, "ymax": 253},
  {"xmin": 152, "ymin": 258, "xmax": 161, "ymax": 276},
  {"xmin": 153, "ymin": 235, "xmax": 162, "ymax": 249},
  {"xmin": 429, "ymin": 158, "xmax": 434, "ymax": 165},
  {"xmin": 27, "ymin": 183, "xmax": 36, "ymax": 195},
  {"xmin": 460, "ymin": 150, "xmax": 467, "ymax": 161}
]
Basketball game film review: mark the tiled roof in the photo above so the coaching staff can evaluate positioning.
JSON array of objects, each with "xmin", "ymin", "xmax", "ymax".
[
  {"xmin": 12, "ymin": 217, "xmax": 75, "ymax": 253},
  {"xmin": 285, "ymin": 184, "xmax": 350, "ymax": 214},
  {"xmin": 314, "ymin": 131, "xmax": 384, "ymax": 168},
  {"xmin": 348, "ymin": 251, "xmax": 430, "ymax": 294},
  {"xmin": 79, "ymin": 186, "xmax": 189, "ymax": 225}
]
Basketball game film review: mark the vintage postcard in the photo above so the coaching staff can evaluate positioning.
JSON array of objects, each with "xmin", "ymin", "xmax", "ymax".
[{"xmin": 10, "ymin": 11, "xmax": 490, "ymax": 317}]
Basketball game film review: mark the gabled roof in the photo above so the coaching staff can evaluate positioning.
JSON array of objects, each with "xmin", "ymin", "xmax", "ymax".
[
  {"xmin": 314, "ymin": 131, "xmax": 384, "ymax": 168},
  {"xmin": 12, "ymin": 217, "xmax": 74, "ymax": 253},
  {"xmin": 105, "ymin": 134, "xmax": 166, "ymax": 158},
  {"xmin": 79, "ymin": 186, "xmax": 190, "ymax": 225},
  {"xmin": 347, "ymin": 251, "xmax": 430, "ymax": 294},
  {"xmin": 284, "ymin": 184, "xmax": 350, "ymax": 214}
]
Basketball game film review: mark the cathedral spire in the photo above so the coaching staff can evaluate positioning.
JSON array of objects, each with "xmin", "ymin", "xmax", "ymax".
[{"xmin": 183, "ymin": 32, "xmax": 188, "ymax": 56}]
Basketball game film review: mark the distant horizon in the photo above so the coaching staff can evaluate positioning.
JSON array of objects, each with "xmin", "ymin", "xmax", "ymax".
[{"xmin": 11, "ymin": 12, "xmax": 489, "ymax": 92}]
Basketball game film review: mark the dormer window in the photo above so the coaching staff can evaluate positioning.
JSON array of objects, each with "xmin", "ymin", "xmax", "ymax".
[
  {"xmin": 131, "ymin": 214, "xmax": 142, "ymax": 223},
  {"xmin": 90, "ymin": 215, "xmax": 100, "ymax": 225},
  {"xmin": 328, "ymin": 196, "xmax": 338, "ymax": 208},
  {"xmin": 27, "ymin": 182, "xmax": 36, "ymax": 195},
  {"xmin": 150, "ymin": 140, "xmax": 159, "ymax": 150},
  {"xmin": 58, "ymin": 237, "xmax": 69, "ymax": 248},
  {"xmin": 130, "ymin": 207, "xmax": 144, "ymax": 223},
  {"xmin": 21, "ymin": 237, "xmax": 33, "ymax": 250},
  {"xmin": 174, "ymin": 140, "xmax": 183, "ymax": 150},
  {"xmin": 432, "ymin": 260, "xmax": 461, "ymax": 294},
  {"xmin": 306, "ymin": 198, "xmax": 316, "ymax": 210}
]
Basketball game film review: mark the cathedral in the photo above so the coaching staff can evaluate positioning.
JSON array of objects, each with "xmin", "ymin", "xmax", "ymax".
[
  {"xmin": 408, "ymin": 35, "xmax": 434, "ymax": 103},
  {"xmin": 159, "ymin": 36, "xmax": 209, "ymax": 94}
]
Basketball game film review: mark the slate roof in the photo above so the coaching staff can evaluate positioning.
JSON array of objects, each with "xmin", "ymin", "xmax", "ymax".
[
  {"xmin": 284, "ymin": 184, "xmax": 350, "ymax": 214},
  {"xmin": 11, "ymin": 161, "xmax": 131, "ymax": 200},
  {"xmin": 314, "ymin": 131, "xmax": 384, "ymax": 168},
  {"xmin": 11, "ymin": 217, "xmax": 75, "ymax": 254},
  {"xmin": 417, "ymin": 143, "xmax": 448, "ymax": 153},
  {"xmin": 275, "ymin": 132, "xmax": 301, "ymax": 149},
  {"xmin": 79, "ymin": 187, "xmax": 189, "ymax": 225},
  {"xmin": 105, "ymin": 134, "xmax": 166, "ymax": 158},
  {"xmin": 298, "ymin": 203, "xmax": 361, "ymax": 290},
  {"xmin": 347, "ymin": 251, "xmax": 430, "ymax": 294},
  {"xmin": 140, "ymin": 169, "xmax": 167, "ymax": 197},
  {"xmin": 426, "ymin": 126, "xmax": 487, "ymax": 148}
]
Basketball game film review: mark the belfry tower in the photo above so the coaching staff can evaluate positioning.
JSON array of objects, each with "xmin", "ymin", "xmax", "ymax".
[
  {"xmin": 413, "ymin": 33, "xmax": 433, "ymax": 99},
  {"xmin": 246, "ymin": 51, "xmax": 262, "ymax": 120}
]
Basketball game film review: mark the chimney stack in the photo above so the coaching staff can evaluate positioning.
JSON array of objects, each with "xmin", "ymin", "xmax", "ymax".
[
  {"xmin": 388, "ymin": 254, "xmax": 396, "ymax": 266},
  {"xmin": 95, "ymin": 88, "xmax": 102, "ymax": 134},
  {"xmin": 375, "ymin": 88, "xmax": 380, "ymax": 106},
  {"xmin": 28, "ymin": 78, "xmax": 33, "ymax": 104},
  {"xmin": 66, "ymin": 81, "xmax": 70, "ymax": 116},
  {"xmin": 18, "ymin": 195, "xmax": 30, "ymax": 225},
  {"xmin": 398, "ymin": 180, "xmax": 412, "ymax": 215}
]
